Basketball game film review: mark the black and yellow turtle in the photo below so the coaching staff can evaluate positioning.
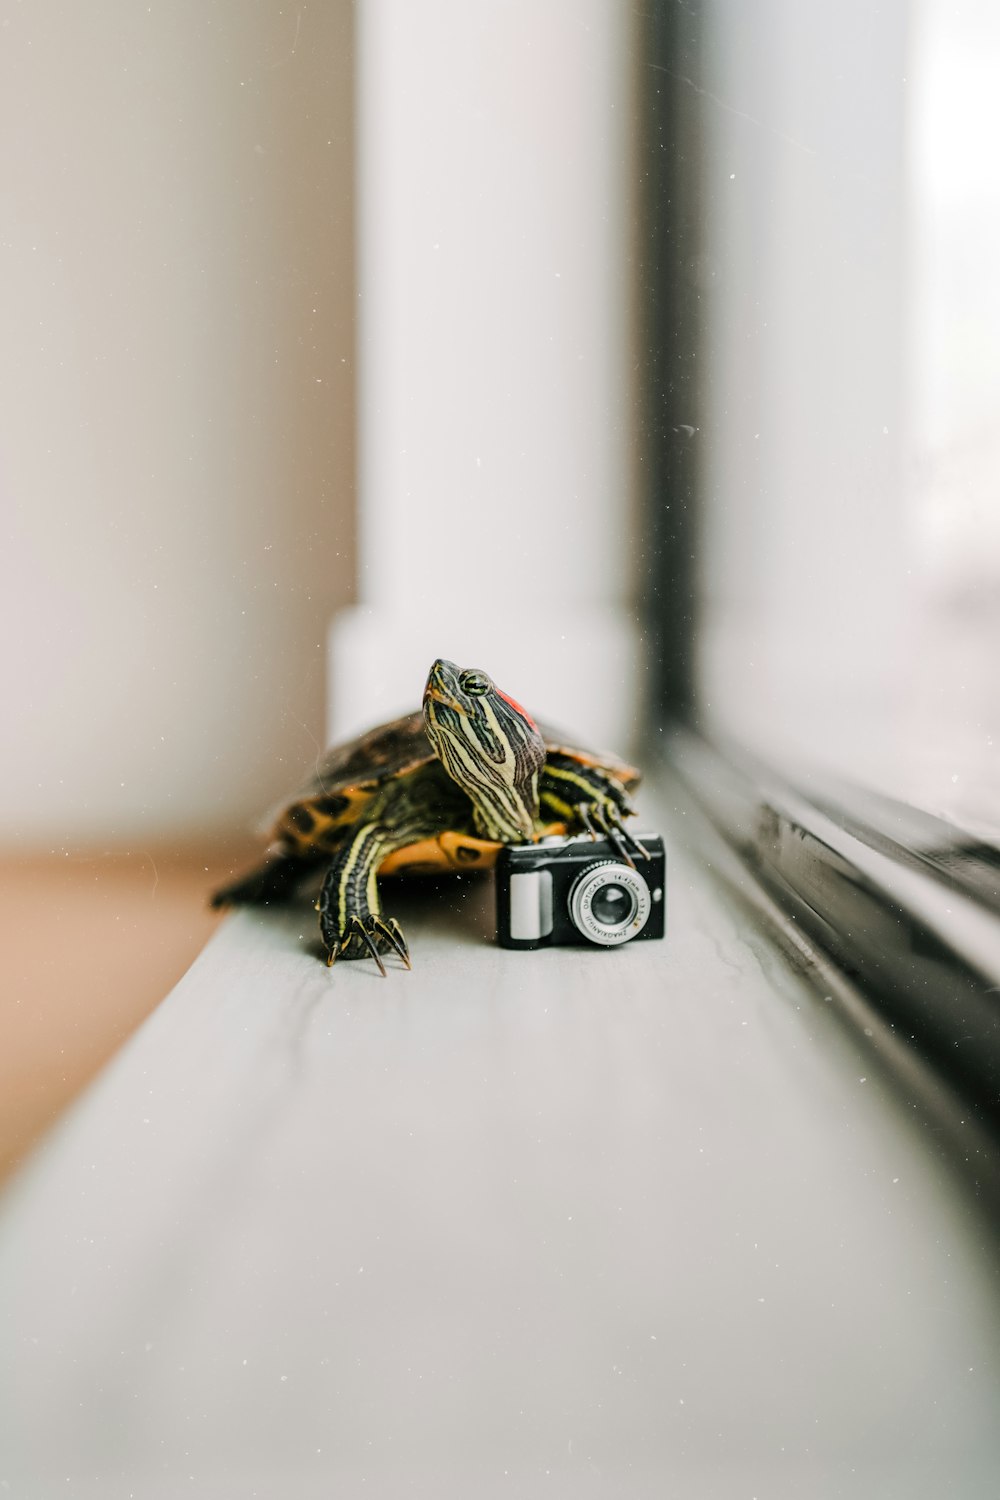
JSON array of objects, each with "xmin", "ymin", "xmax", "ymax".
[{"xmin": 213, "ymin": 658, "xmax": 644, "ymax": 972}]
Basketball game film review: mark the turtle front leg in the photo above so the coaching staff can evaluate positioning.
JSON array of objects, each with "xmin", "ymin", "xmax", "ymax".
[
  {"xmin": 318, "ymin": 771, "xmax": 472, "ymax": 972},
  {"xmin": 540, "ymin": 755, "xmax": 648, "ymax": 868},
  {"xmin": 317, "ymin": 823, "xmax": 412, "ymax": 974}
]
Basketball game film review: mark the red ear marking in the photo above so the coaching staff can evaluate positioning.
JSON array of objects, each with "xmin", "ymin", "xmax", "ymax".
[{"xmin": 496, "ymin": 688, "xmax": 538, "ymax": 732}]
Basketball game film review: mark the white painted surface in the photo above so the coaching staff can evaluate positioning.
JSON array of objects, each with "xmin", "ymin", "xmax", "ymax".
[
  {"xmin": 336, "ymin": 0, "xmax": 640, "ymax": 744},
  {"xmin": 329, "ymin": 604, "xmax": 643, "ymax": 752},
  {"xmin": 0, "ymin": 2, "xmax": 356, "ymax": 842},
  {"xmin": 1, "ymin": 787, "xmax": 998, "ymax": 1497}
]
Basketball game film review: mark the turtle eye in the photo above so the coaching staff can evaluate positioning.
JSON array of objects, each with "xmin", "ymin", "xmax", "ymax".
[{"xmin": 459, "ymin": 669, "xmax": 492, "ymax": 697}]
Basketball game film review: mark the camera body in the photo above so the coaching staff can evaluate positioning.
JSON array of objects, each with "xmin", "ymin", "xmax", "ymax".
[{"xmin": 495, "ymin": 833, "xmax": 666, "ymax": 950}]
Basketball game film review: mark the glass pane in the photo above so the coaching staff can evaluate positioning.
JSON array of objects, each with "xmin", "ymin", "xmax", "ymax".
[
  {"xmin": 686, "ymin": 1, "xmax": 1000, "ymax": 839},
  {"xmin": 906, "ymin": 0, "xmax": 1000, "ymax": 835}
]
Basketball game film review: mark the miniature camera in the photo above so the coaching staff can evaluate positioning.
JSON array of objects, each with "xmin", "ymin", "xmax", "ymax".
[{"xmin": 495, "ymin": 833, "xmax": 666, "ymax": 950}]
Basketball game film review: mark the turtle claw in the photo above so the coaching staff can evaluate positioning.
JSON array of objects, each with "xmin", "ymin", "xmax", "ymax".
[
  {"xmin": 602, "ymin": 801, "xmax": 650, "ymax": 862},
  {"xmin": 622, "ymin": 822, "xmax": 651, "ymax": 862},
  {"xmin": 352, "ymin": 916, "xmax": 388, "ymax": 976},
  {"xmin": 375, "ymin": 916, "xmax": 412, "ymax": 970},
  {"xmin": 390, "ymin": 918, "xmax": 410, "ymax": 963},
  {"xmin": 324, "ymin": 913, "xmax": 411, "ymax": 975},
  {"xmin": 595, "ymin": 807, "xmax": 636, "ymax": 869},
  {"xmin": 576, "ymin": 803, "xmax": 600, "ymax": 842},
  {"xmin": 579, "ymin": 800, "xmax": 650, "ymax": 869},
  {"xmin": 579, "ymin": 801, "xmax": 627, "ymax": 866}
]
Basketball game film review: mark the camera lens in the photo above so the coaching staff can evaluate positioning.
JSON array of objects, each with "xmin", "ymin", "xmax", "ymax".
[
  {"xmin": 589, "ymin": 881, "xmax": 635, "ymax": 927},
  {"xmin": 567, "ymin": 862, "xmax": 652, "ymax": 947}
]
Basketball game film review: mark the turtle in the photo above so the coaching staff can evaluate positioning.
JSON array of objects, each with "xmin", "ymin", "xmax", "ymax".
[{"xmin": 212, "ymin": 658, "xmax": 645, "ymax": 973}]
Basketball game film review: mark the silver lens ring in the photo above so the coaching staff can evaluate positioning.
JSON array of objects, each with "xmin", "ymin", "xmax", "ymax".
[{"xmin": 568, "ymin": 861, "xmax": 651, "ymax": 947}]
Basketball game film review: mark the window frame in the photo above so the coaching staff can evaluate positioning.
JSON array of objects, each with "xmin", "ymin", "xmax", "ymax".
[{"xmin": 639, "ymin": 1, "xmax": 1000, "ymax": 1162}]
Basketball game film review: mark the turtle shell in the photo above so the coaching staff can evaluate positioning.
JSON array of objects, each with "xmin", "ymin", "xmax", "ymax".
[
  {"xmin": 272, "ymin": 708, "xmax": 640, "ymax": 875},
  {"xmin": 271, "ymin": 710, "xmax": 431, "ymax": 855}
]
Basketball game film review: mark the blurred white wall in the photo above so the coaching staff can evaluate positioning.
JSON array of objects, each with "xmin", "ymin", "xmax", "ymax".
[
  {"xmin": 1, "ymin": 0, "xmax": 644, "ymax": 849},
  {"xmin": 0, "ymin": 1, "xmax": 356, "ymax": 845},
  {"xmin": 332, "ymin": 0, "xmax": 641, "ymax": 751}
]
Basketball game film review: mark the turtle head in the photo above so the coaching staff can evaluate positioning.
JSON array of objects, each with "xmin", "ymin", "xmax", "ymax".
[{"xmin": 422, "ymin": 658, "xmax": 545, "ymax": 842}]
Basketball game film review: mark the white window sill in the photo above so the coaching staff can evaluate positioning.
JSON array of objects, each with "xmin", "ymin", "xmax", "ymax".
[{"xmin": 1, "ymin": 779, "xmax": 998, "ymax": 1495}]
